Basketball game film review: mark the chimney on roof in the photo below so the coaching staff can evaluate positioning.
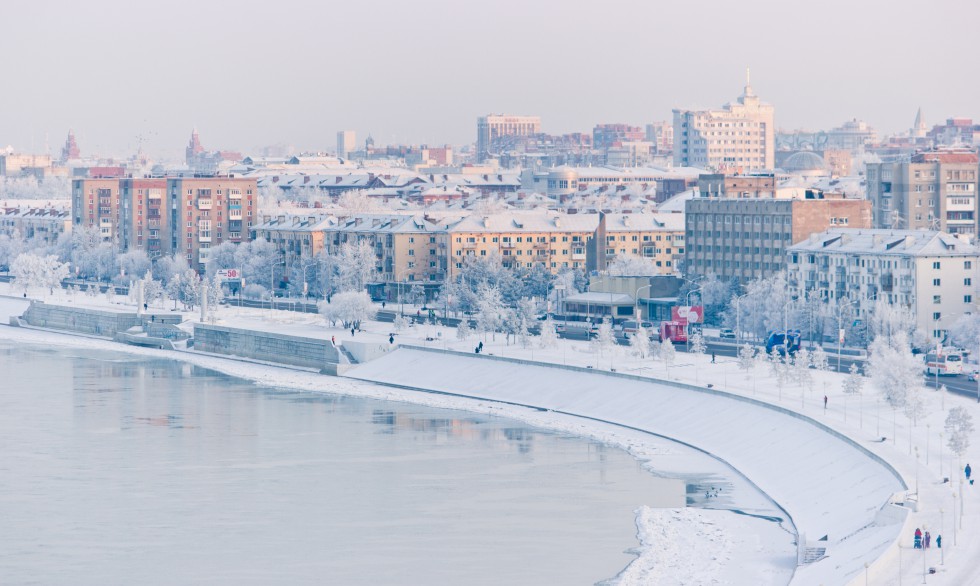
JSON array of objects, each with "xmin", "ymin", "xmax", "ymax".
[
  {"xmin": 278, "ymin": 215, "xmax": 286, "ymax": 224},
  {"xmin": 292, "ymin": 216, "xmax": 300, "ymax": 226}
]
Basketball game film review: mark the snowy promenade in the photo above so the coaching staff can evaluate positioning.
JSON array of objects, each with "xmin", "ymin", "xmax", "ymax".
[{"xmin": 2, "ymin": 288, "xmax": 980, "ymax": 584}]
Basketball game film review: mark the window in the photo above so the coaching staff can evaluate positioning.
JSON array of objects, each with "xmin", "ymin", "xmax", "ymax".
[
  {"xmin": 966, "ymin": 278, "xmax": 973, "ymax": 286},
  {"xmin": 933, "ymin": 261, "xmax": 941, "ymax": 269},
  {"xmin": 933, "ymin": 312, "xmax": 942, "ymax": 321},
  {"xmin": 966, "ymin": 295, "xmax": 973, "ymax": 303},
  {"xmin": 933, "ymin": 278, "xmax": 941, "ymax": 286},
  {"xmin": 934, "ymin": 295, "xmax": 942, "ymax": 304},
  {"xmin": 966, "ymin": 261, "xmax": 973, "ymax": 269}
]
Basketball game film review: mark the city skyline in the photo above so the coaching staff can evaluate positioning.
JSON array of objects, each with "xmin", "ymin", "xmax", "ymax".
[{"xmin": 2, "ymin": 0, "xmax": 979, "ymax": 158}]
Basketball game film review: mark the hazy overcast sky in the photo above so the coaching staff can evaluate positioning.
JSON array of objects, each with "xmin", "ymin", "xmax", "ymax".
[{"xmin": 3, "ymin": 0, "xmax": 978, "ymax": 159}]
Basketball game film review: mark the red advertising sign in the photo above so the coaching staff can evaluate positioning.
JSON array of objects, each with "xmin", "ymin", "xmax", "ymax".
[{"xmin": 671, "ymin": 305, "xmax": 703, "ymax": 325}]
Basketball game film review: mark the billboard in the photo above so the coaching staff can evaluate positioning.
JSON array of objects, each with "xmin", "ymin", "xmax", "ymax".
[
  {"xmin": 671, "ymin": 305, "xmax": 703, "ymax": 325},
  {"xmin": 216, "ymin": 268, "xmax": 240, "ymax": 280}
]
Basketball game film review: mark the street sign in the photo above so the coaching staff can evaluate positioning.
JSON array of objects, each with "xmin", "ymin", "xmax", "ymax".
[
  {"xmin": 217, "ymin": 268, "xmax": 240, "ymax": 280},
  {"xmin": 839, "ymin": 329, "xmax": 845, "ymax": 344},
  {"xmin": 673, "ymin": 305, "xmax": 702, "ymax": 324}
]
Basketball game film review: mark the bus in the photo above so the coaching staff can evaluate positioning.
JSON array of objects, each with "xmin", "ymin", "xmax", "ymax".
[
  {"xmin": 765, "ymin": 330, "xmax": 802, "ymax": 356},
  {"xmin": 658, "ymin": 321, "xmax": 687, "ymax": 343},
  {"xmin": 925, "ymin": 349, "xmax": 964, "ymax": 376}
]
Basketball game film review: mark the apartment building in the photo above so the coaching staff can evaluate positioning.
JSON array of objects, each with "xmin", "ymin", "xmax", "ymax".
[
  {"xmin": 72, "ymin": 177, "xmax": 122, "ymax": 241},
  {"xmin": 866, "ymin": 151, "xmax": 979, "ymax": 236},
  {"xmin": 120, "ymin": 178, "xmax": 167, "ymax": 257},
  {"xmin": 476, "ymin": 115, "xmax": 541, "ymax": 163},
  {"xmin": 787, "ymin": 229, "xmax": 980, "ymax": 342},
  {"xmin": 600, "ymin": 213, "xmax": 684, "ymax": 273},
  {"xmin": 0, "ymin": 206, "xmax": 71, "ymax": 245},
  {"xmin": 672, "ymin": 75, "xmax": 775, "ymax": 172},
  {"xmin": 684, "ymin": 192, "xmax": 872, "ymax": 282},
  {"xmin": 167, "ymin": 177, "xmax": 256, "ymax": 271}
]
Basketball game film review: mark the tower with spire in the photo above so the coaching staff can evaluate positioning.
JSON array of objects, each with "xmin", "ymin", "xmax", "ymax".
[
  {"xmin": 60, "ymin": 130, "xmax": 80, "ymax": 162},
  {"xmin": 911, "ymin": 107, "xmax": 927, "ymax": 139},
  {"xmin": 186, "ymin": 128, "xmax": 204, "ymax": 166}
]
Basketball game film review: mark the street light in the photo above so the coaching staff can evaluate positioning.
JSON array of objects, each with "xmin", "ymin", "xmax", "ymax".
[
  {"xmin": 837, "ymin": 295, "xmax": 854, "ymax": 372},
  {"xmin": 634, "ymin": 283, "xmax": 652, "ymax": 321},
  {"xmin": 685, "ymin": 287, "xmax": 702, "ymax": 353},
  {"xmin": 733, "ymin": 292, "xmax": 749, "ymax": 345}
]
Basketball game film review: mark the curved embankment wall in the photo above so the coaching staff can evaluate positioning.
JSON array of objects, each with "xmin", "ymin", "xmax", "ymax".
[{"xmin": 346, "ymin": 346, "xmax": 908, "ymax": 586}]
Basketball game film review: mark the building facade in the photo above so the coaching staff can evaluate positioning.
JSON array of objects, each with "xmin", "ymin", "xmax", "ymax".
[
  {"xmin": 0, "ymin": 206, "xmax": 71, "ymax": 245},
  {"xmin": 684, "ymin": 193, "xmax": 873, "ymax": 282},
  {"xmin": 866, "ymin": 151, "xmax": 979, "ymax": 236},
  {"xmin": 72, "ymin": 177, "xmax": 122, "ymax": 242},
  {"xmin": 337, "ymin": 130, "xmax": 356, "ymax": 159},
  {"xmin": 167, "ymin": 177, "xmax": 256, "ymax": 271},
  {"xmin": 476, "ymin": 115, "xmax": 541, "ymax": 163},
  {"xmin": 673, "ymin": 76, "xmax": 775, "ymax": 172},
  {"xmin": 787, "ymin": 228, "xmax": 980, "ymax": 342},
  {"xmin": 120, "ymin": 178, "xmax": 168, "ymax": 258}
]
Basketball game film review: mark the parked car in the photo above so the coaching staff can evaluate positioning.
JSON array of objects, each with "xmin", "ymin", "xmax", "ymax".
[
  {"xmin": 719, "ymin": 328, "xmax": 736, "ymax": 339},
  {"xmin": 967, "ymin": 369, "xmax": 980, "ymax": 382}
]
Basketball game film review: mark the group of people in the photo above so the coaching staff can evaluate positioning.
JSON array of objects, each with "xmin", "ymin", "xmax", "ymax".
[
  {"xmin": 474, "ymin": 341, "xmax": 484, "ymax": 354},
  {"xmin": 914, "ymin": 527, "xmax": 939, "ymax": 549}
]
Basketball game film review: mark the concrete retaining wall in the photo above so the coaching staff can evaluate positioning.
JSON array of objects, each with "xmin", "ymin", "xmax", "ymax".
[
  {"xmin": 21, "ymin": 301, "xmax": 144, "ymax": 338},
  {"xmin": 194, "ymin": 323, "xmax": 348, "ymax": 373},
  {"xmin": 343, "ymin": 340, "xmax": 396, "ymax": 363}
]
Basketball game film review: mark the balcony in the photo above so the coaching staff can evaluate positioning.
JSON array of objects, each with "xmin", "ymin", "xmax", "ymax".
[
  {"xmin": 197, "ymin": 199, "xmax": 212, "ymax": 210},
  {"xmin": 199, "ymin": 233, "xmax": 212, "ymax": 243},
  {"xmin": 500, "ymin": 241, "xmax": 515, "ymax": 248}
]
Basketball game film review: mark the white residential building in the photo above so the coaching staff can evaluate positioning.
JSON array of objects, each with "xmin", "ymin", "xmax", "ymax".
[{"xmin": 787, "ymin": 228, "xmax": 980, "ymax": 342}]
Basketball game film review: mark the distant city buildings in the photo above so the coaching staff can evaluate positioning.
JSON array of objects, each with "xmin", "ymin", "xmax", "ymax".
[
  {"xmin": 673, "ymin": 74, "xmax": 775, "ymax": 172},
  {"xmin": 0, "ymin": 205, "xmax": 71, "ymax": 245},
  {"xmin": 185, "ymin": 129, "xmax": 243, "ymax": 174},
  {"xmin": 59, "ymin": 130, "xmax": 81, "ymax": 163},
  {"xmin": 476, "ymin": 115, "xmax": 541, "ymax": 163},
  {"xmin": 336, "ymin": 130, "xmax": 356, "ymax": 159},
  {"xmin": 865, "ymin": 150, "xmax": 979, "ymax": 236}
]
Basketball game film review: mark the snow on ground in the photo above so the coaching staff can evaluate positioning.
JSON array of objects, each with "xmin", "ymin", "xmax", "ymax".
[{"xmin": 4, "ymin": 285, "xmax": 980, "ymax": 584}]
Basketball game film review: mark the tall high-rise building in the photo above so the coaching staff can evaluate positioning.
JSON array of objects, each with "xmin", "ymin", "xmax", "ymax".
[
  {"xmin": 476, "ymin": 115, "xmax": 541, "ymax": 162},
  {"xmin": 337, "ymin": 130, "xmax": 356, "ymax": 159},
  {"xmin": 672, "ymin": 72, "xmax": 775, "ymax": 171}
]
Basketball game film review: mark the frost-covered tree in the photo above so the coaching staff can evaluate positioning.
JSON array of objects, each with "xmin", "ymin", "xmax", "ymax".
[
  {"xmin": 166, "ymin": 269, "xmax": 200, "ymax": 310},
  {"xmin": 538, "ymin": 315, "xmax": 558, "ymax": 348},
  {"xmin": 843, "ymin": 363, "xmax": 864, "ymax": 395},
  {"xmin": 475, "ymin": 283, "xmax": 506, "ymax": 340},
  {"xmin": 607, "ymin": 254, "xmax": 657, "ymax": 277},
  {"xmin": 737, "ymin": 343, "xmax": 757, "ymax": 376},
  {"xmin": 116, "ymin": 250, "xmax": 151, "ymax": 285},
  {"xmin": 736, "ymin": 272, "xmax": 796, "ymax": 341},
  {"xmin": 407, "ymin": 284, "xmax": 426, "ymax": 307},
  {"xmin": 794, "ymin": 349, "xmax": 813, "ymax": 392},
  {"xmin": 592, "ymin": 318, "xmax": 616, "ymax": 357},
  {"xmin": 630, "ymin": 325, "xmax": 650, "ymax": 358},
  {"xmin": 393, "ymin": 314, "xmax": 410, "ymax": 333},
  {"xmin": 948, "ymin": 312, "xmax": 980, "ymax": 351},
  {"xmin": 335, "ymin": 240, "xmax": 377, "ymax": 293},
  {"xmin": 811, "ymin": 345, "xmax": 829, "ymax": 373},
  {"xmin": 866, "ymin": 332, "xmax": 919, "ymax": 409},
  {"xmin": 153, "ymin": 253, "xmax": 190, "ymax": 285},
  {"xmin": 0, "ymin": 232, "xmax": 25, "ymax": 271},
  {"xmin": 337, "ymin": 191, "xmax": 377, "ymax": 213},
  {"xmin": 325, "ymin": 290, "xmax": 373, "ymax": 328},
  {"xmin": 904, "ymin": 384, "xmax": 927, "ymax": 428},
  {"xmin": 868, "ymin": 298, "xmax": 916, "ymax": 345},
  {"xmin": 690, "ymin": 331, "xmax": 706, "ymax": 357},
  {"xmin": 10, "ymin": 252, "xmax": 70, "ymax": 295},
  {"xmin": 516, "ymin": 316, "xmax": 531, "ymax": 349},
  {"xmin": 945, "ymin": 406, "xmax": 974, "ymax": 462},
  {"xmin": 456, "ymin": 317, "xmax": 472, "ymax": 341},
  {"xmin": 660, "ymin": 338, "xmax": 676, "ymax": 376}
]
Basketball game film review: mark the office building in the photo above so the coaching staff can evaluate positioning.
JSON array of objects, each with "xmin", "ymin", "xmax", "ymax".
[
  {"xmin": 337, "ymin": 130, "xmax": 356, "ymax": 159},
  {"xmin": 673, "ymin": 73, "xmax": 775, "ymax": 171}
]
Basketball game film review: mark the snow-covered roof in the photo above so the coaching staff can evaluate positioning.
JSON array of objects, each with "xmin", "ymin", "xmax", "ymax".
[
  {"xmin": 564, "ymin": 292, "xmax": 634, "ymax": 304},
  {"xmin": 604, "ymin": 212, "xmax": 684, "ymax": 232},
  {"xmin": 788, "ymin": 228, "xmax": 980, "ymax": 257},
  {"xmin": 656, "ymin": 189, "xmax": 696, "ymax": 213},
  {"xmin": 448, "ymin": 211, "xmax": 598, "ymax": 233}
]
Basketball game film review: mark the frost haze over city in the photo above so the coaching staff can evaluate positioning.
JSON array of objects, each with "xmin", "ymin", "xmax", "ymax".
[{"xmin": 4, "ymin": 1, "xmax": 980, "ymax": 585}]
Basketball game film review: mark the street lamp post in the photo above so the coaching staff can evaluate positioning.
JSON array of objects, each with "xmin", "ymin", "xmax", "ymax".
[
  {"xmin": 837, "ymin": 295, "xmax": 853, "ymax": 372},
  {"xmin": 734, "ymin": 292, "xmax": 749, "ymax": 345},
  {"xmin": 685, "ymin": 287, "xmax": 701, "ymax": 353},
  {"xmin": 634, "ymin": 284, "xmax": 652, "ymax": 321}
]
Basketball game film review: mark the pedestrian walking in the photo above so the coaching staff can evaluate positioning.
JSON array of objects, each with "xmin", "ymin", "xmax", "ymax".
[
  {"xmin": 936, "ymin": 534, "xmax": 942, "ymax": 549},
  {"xmin": 924, "ymin": 531, "xmax": 931, "ymax": 548},
  {"xmin": 711, "ymin": 352, "xmax": 716, "ymax": 363},
  {"xmin": 382, "ymin": 301, "xmax": 386, "ymax": 309},
  {"xmin": 967, "ymin": 463, "xmax": 972, "ymax": 481},
  {"xmin": 389, "ymin": 334, "xmax": 394, "ymax": 344},
  {"xmin": 824, "ymin": 395, "xmax": 828, "ymax": 410},
  {"xmin": 331, "ymin": 336, "xmax": 336, "ymax": 345},
  {"xmin": 914, "ymin": 527, "xmax": 922, "ymax": 549},
  {"xmin": 351, "ymin": 327, "xmax": 355, "ymax": 337}
]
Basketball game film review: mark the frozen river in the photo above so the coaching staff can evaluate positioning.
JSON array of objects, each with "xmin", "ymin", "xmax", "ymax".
[{"xmin": 0, "ymin": 342, "xmax": 692, "ymax": 585}]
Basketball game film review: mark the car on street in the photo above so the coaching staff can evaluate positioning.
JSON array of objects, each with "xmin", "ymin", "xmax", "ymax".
[
  {"xmin": 967, "ymin": 369, "xmax": 980, "ymax": 382},
  {"xmin": 719, "ymin": 328, "xmax": 736, "ymax": 339}
]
